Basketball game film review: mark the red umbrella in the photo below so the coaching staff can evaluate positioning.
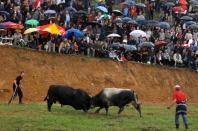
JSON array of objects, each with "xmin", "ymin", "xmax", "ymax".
[
  {"xmin": 155, "ymin": 41, "xmax": 167, "ymax": 47},
  {"xmin": 0, "ymin": 21, "xmax": 24, "ymax": 29},
  {"xmin": 37, "ymin": 24, "xmax": 65, "ymax": 35}
]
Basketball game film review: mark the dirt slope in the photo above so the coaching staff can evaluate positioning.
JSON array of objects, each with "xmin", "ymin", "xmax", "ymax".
[{"xmin": 0, "ymin": 46, "xmax": 198, "ymax": 103}]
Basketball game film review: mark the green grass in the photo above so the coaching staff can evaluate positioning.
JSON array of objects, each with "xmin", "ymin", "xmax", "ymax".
[{"xmin": 0, "ymin": 103, "xmax": 197, "ymax": 131}]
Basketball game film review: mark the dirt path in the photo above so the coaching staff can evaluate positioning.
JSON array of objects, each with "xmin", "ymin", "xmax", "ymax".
[{"xmin": 0, "ymin": 46, "xmax": 198, "ymax": 103}]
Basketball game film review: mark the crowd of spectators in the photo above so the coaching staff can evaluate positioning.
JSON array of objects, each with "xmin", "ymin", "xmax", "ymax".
[{"xmin": 0, "ymin": 0, "xmax": 198, "ymax": 71}]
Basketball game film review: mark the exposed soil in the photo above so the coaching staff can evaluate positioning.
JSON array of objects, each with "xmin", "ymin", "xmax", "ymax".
[{"xmin": 0, "ymin": 46, "xmax": 198, "ymax": 104}]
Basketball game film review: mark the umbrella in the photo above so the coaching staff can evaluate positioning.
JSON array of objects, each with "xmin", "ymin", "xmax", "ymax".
[
  {"xmin": 112, "ymin": 10, "xmax": 123, "ymax": 16},
  {"xmin": 136, "ymin": 15, "xmax": 146, "ymax": 21},
  {"xmin": 146, "ymin": 20, "xmax": 159, "ymax": 27},
  {"xmin": 99, "ymin": 14, "xmax": 111, "ymax": 20},
  {"xmin": 140, "ymin": 42, "xmax": 155, "ymax": 48},
  {"xmin": 136, "ymin": 20, "xmax": 147, "ymax": 26},
  {"xmin": 64, "ymin": 28, "xmax": 84, "ymax": 37},
  {"xmin": 120, "ymin": 44, "xmax": 137, "ymax": 51},
  {"xmin": 136, "ymin": 3, "xmax": 146, "ymax": 8},
  {"xmin": 76, "ymin": 10, "xmax": 87, "ymax": 16},
  {"xmin": 25, "ymin": 19, "xmax": 39, "ymax": 26},
  {"xmin": 185, "ymin": 21, "xmax": 196, "ymax": 26},
  {"xmin": 0, "ymin": 22, "xmax": 24, "ymax": 29},
  {"xmin": 38, "ymin": 24, "xmax": 65, "ymax": 35},
  {"xmin": 188, "ymin": 24, "xmax": 198, "ymax": 29},
  {"xmin": 130, "ymin": 30, "xmax": 147, "ymax": 38},
  {"xmin": 120, "ymin": 1, "xmax": 135, "ymax": 6},
  {"xmin": 190, "ymin": 0, "xmax": 198, "ymax": 4},
  {"xmin": 87, "ymin": 21, "xmax": 102, "ymax": 27},
  {"xmin": 159, "ymin": 22, "xmax": 170, "ymax": 29},
  {"xmin": 97, "ymin": 6, "xmax": 108, "ymax": 13},
  {"xmin": 122, "ymin": 17, "xmax": 132, "ymax": 23},
  {"xmin": 107, "ymin": 33, "xmax": 121, "ymax": 38},
  {"xmin": 180, "ymin": 16, "xmax": 193, "ymax": 21},
  {"xmin": 110, "ymin": 43, "xmax": 120, "ymax": 49},
  {"xmin": 44, "ymin": 10, "xmax": 56, "ymax": 15},
  {"xmin": 24, "ymin": 28, "xmax": 38, "ymax": 34},
  {"xmin": 0, "ymin": 11, "xmax": 10, "ymax": 21},
  {"xmin": 155, "ymin": 41, "xmax": 167, "ymax": 47},
  {"xmin": 113, "ymin": 18, "xmax": 123, "ymax": 23},
  {"xmin": 127, "ymin": 20, "xmax": 138, "ymax": 25},
  {"xmin": 165, "ymin": 2, "xmax": 175, "ymax": 7}
]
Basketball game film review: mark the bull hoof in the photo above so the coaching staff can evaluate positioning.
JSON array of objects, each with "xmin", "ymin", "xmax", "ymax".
[
  {"xmin": 95, "ymin": 111, "xmax": 99, "ymax": 114},
  {"xmin": 83, "ymin": 109, "xmax": 88, "ymax": 113}
]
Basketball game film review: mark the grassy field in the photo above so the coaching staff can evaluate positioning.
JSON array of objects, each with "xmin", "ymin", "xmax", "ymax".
[{"xmin": 0, "ymin": 103, "xmax": 197, "ymax": 131}]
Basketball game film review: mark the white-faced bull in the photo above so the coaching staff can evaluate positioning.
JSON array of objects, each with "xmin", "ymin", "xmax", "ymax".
[
  {"xmin": 91, "ymin": 88, "xmax": 141, "ymax": 117},
  {"xmin": 44, "ymin": 85, "xmax": 92, "ymax": 112}
]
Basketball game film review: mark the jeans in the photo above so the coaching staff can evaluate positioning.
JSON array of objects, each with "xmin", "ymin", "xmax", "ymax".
[
  {"xmin": 175, "ymin": 103, "xmax": 188, "ymax": 128},
  {"xmin": 175, "ymin": 113, "xmax": 188, "ymax": 126}
]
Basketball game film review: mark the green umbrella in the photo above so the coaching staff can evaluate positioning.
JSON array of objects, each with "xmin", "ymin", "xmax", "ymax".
[{"xmin": 25, "ymin": 19, "xmax": 39, "ymax": 26}]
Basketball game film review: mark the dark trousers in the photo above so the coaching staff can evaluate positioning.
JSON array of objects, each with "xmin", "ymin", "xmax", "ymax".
[
  {"xmin": 10, "ymin": 84, "xmax": 23, "ymax": 103},
  {"xmin": 175, "ymin": 103, "xmax": 188, "ymax": 128}
]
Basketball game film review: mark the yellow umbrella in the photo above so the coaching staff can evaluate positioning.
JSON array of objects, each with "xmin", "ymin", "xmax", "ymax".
[
  {"xmin": 24, "ymin": 28, "xmax": 38, "ymax": 34},
  {"xmin": 42, "ymin": 24, "xmax": 65, "ymax": 35}
]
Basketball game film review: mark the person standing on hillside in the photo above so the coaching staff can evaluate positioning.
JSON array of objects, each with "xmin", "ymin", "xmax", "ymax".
[
  {"xmin": 167, "ymin": 85, "xmax": 188, "ymax": 129},
  {"xmin": 8, "ymin": 71, "xmax": 25, "ymax": 104}
]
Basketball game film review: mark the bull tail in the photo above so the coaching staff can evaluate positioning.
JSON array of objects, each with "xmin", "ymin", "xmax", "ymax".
[{"xmin": 44, "ymin": 95, "xmax": 48, "ymax": 101}]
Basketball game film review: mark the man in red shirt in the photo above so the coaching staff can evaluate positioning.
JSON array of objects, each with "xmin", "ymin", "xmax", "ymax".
[{"xmin": 167, "ymin": 85, "xmax": 188, "ymax": 129}]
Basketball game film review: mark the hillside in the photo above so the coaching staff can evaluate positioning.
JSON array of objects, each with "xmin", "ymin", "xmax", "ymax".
[{"xmin": 0, "ymin": 46, "xmax": 198, "ymax": 103}]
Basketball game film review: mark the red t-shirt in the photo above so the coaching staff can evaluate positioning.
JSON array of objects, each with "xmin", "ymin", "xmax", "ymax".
[{"xmin": 173, "ymin": 90, "xmax": 187, "ymax": 103}]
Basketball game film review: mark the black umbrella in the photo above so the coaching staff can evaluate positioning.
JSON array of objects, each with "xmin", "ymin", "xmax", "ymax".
[
  {"xmin": 140, "ymin": 42, "xmax": 155, "ymax": 48},
  {"xmin": 113, "ymin": 18, "xmax": 123, "ymax": 24},
  {"xmin": 185, "ymin": 21, "xmax": 196, "ymax": 26},
  {"xmin": 189, "ymin": 24, "xmax": 198, "ymax": 29},
  {"xmin": 76, "ymin": 10, "xmax": 87, "ymax": 16},
  {"xmin": 146, "ymin": 20, "xmax": 159, "ymax": 27},
  {"xmin": 127, "ymin": 20, "xmax": 138, "ymax": 25},
  {"xmin": 180, "ymin": 16, "xmax": 193, "ymax": 21},
  {"xmin": 122, "ymin": 17, "xmax": 132, "ymax": 23},
  {"xmin": 112, "ymin": 10, "xmax": 123, "ymax": 16}
]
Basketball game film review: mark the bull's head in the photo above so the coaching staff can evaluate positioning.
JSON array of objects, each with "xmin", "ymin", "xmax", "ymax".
[{"xmin": 132, "ymin": 92, "xmax": 142, "ymax": 117}]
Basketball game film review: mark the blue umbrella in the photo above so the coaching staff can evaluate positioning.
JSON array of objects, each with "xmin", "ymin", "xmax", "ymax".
[
  {"xmin": 44, "ymin": 10, "xmax": 56, "ymax": 15},
  {"xmin": 97, "ymin": 6, "xmax": 108, "ymax": 13},
  {"xmin": 136, "ymin": 20, "xmax": 147, "ymax": 26},
  {"xmin": 122, "ymin": 17, "xmax": 132, "ymax": 23},
  {"xmin": 159, "ymin": 22, "xmax": 170, "ymax": 29},
  {"xmin": 0, "ymin": 11, "xmax": 10, "ymax": 21},
  {"xmin": 120, "ymin": 44, "xmax": 137, "ymax": 51},
  {"xmin": 64, "ymin": 28, "xmax": 84, "ymax": 38}
]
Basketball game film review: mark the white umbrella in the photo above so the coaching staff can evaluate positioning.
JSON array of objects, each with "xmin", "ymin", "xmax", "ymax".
[
  {"xmin": 130, "ymin": 30, "xmax": 147, "ymax": 38},
  {"xmin": 107, "ymin": 33, "xmax": 121, "ymax": 38}
]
